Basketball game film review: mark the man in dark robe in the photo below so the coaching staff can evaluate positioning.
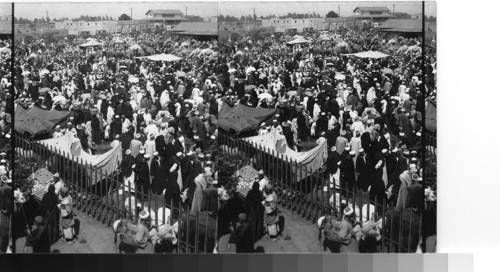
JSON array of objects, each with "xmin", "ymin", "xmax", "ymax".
[
  {"xmin": 340, "ymin": 151, "xmax": 356, "ymax": 197},
  {"xmin": 355, "ymin": 149, "xmax": 371, "ymax": 191},
  {"xmin": 150, "ymin": 152, "xmax": 167, "ymax": 195},
  {"xmin": 229, "ymin": 213, "xmax": 254, "ymax": 253},
  {"xmin": 25, "ymin": 216, "xmax": 50, "ymax": 253},
  {"xmin": 135, "ymin": 154, "xmax": 151, "ymax": 196},
  {"xmin": 297, "ymin": 110, "xmax": 309, "ymax": 142},
  {"xmin": 110, "ymin": 115, "xmax": 122, "ymax": 140}
]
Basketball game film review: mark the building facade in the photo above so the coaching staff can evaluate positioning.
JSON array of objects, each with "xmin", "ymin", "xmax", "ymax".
[
  {"xmin": 54, "ymin": 20, "xmax": 117, "ymax": 35},
  {"xmin": 261, "ymin": 17, "xmax": 324, "ymax": 33}
]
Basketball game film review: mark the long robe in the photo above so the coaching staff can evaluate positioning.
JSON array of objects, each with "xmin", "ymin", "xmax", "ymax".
[
  {"xmin": 396, "ymin": 171, "xmax": 412, "ymax": 210},
  {"xmin": 150, "ymin": 157, "xmax": 167, "ymax": 195},
  {"xmin": 191, "ymin": 174, "xmax": 208, "ymax": 213}
]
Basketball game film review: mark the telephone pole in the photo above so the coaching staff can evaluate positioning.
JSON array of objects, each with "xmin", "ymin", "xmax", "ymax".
[{"xmin": 130, "ymin": 8, "xmax": 132, "ymax": 19}]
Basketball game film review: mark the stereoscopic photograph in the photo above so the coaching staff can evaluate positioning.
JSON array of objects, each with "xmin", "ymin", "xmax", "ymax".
[
  {"xmin": 217, "ymin": 1, "xmax": 434, "ymax": 253},
  {"xmin": 2, "ymin": 0, "xmax": 437, "ymax": 256},
  {"xmin": 11, "ymin": 2, "xmax": 219, "ymax": 254}
]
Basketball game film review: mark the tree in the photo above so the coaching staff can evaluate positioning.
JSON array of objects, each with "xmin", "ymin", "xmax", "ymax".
[
  {"xmin": 326, "ymin": 11, "xmax": 339, "ymax": 18},
  {"xmin": 393, "ymin": 12, "xmax": 412, "ymax": 19},
  {"xmin": 118, "ymin": 13, "xmax": 132, "ymax": 21}
]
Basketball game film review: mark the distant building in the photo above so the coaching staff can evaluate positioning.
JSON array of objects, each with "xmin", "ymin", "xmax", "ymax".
[
  {"xmin": 115, "ymin": 19, "xmax": 172, "ymax": 33},
  {"xmin": 0, "ymin": 15, "xmax": 12, "ymax": 35},
  {"xmin": 323, "ymin": 17, "xmax": 364, "ymax": 31},
  {"xmin": 144, "ymin": 9, "xmax": 187, "ymax": 24},
  {"xmin": 261, "ymin": 17, "xmax": 324, "ymax": 33},
  {"xmin": 54, "ymin": 20, "xmax": 117, "ymax": 35},
  {"xmin": 350, "ymin": 6, "xmax": 395, "ymax": 23},
  {"xmin": 204, "ymin": 16, "xmax": 218, "ymax": 23},
  {"xmin": 411, "ymin": 13, "xmax": 423, "ymax": 20}
]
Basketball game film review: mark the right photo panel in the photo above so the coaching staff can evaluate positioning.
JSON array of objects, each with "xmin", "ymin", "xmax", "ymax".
[{"xmin": 216, "ymin": 1, "xmax": 429, "ymax": 253}]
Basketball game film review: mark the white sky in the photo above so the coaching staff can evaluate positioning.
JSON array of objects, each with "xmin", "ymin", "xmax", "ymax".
[
  {"xmin": 219, "ymin": 1, "xmax": 435, "ymax": 18},
  {"xmin": 0, "ymin": 3, "xmax": 12, "ymax": 17},
  {"xmin": 14, "ymin": 2, "xmax": 218, "ymax": 20}
]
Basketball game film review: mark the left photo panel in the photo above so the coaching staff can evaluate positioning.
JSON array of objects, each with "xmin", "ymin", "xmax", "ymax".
[
  {"xmin": 0, "ymin": 2, "xmax": 13, "ymax": 254},
  {"xmin": 12, "ymin": 2, "xmax": 219, "ymax": 253}
]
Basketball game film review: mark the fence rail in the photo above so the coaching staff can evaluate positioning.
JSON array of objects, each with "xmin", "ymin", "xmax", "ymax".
[
  {"xmin": 425, "ymin": 129, "xmax": 437, "ymax": 156},
  {"xmin": 15, "ymin": 132, "xmax": 217, "ymax": 253},
  {"xmin": 218, "ymin": 131, "xmax": 422, "ymax": 253}
]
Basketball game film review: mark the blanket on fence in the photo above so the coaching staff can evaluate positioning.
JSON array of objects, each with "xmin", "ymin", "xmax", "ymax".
[
  {"xmin": 15, "ymin": 106, "xmax": 73, "ymax": 135},
  {"xmin": 218, "ymin": 102, "xmax": 279, "ymax": 133},
  {"xmin": 38, "ymin": 133, "xmax": 122, "ymax": 185},
  {"xmin": 243, "ymin": 131, "xmax": 328, "ymax": 181}
]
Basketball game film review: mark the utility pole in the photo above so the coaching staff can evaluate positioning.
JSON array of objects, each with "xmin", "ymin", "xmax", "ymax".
[
  {"xmin": 338, "ymin": 5, "xmax": 340, "ymax": 17},
  {"xmin": 185, "ymin": 7, "xmax": 187, "ymax": 16},
  {"xmin": 393, "ymin": 4, "xmax": 395, "ymax": 13},
  {"xmin": 130, "ymin": 8, "xmax": 132, "ymax": 19},
  {"xmin": 253, "ymin": 8, "xmax": 256, "ymax": 21}
]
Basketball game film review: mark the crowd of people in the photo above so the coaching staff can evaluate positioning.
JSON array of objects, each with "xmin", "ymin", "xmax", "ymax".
[
  {"xmin": 0, "ymin": 38, "xmax": 13, "ymax": 254},
  {"xmin": 217, "ymin": 29, "xmax": 425, "ymax": 252},
  {"xmin": 13, "ymin": 31, "xmax": 224, "ymax": 252}
]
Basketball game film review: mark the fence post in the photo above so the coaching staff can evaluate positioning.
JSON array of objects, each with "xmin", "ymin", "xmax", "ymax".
[
  {"xmin": 204, "ymin": 211, "xmax": 209, "ymax": 253},
  {"xmin": 381, "ymin": 198, "xmax": 386, "ymax": 252},
  {"xmin": 194, "ymin": 211, "xmax": 199, "ymax": 253}
]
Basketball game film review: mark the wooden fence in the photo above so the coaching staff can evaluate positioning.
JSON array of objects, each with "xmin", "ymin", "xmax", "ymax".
[
  {"xmin": 219, "ymin": 131, "xmax": 422, "ymax": 253},
  {"xmin": 15, "ymin": 132, "xmax": 217, "ymax": 253}
]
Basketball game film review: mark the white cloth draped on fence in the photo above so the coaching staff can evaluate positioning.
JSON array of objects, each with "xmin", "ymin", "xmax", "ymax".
[
  {"xmin": 243, "ymin": 131, "xmax": 328, "ymax": 181},
  {"xmin": 38, "ymin": 134, "xmax": 122, "ymax": 185}
]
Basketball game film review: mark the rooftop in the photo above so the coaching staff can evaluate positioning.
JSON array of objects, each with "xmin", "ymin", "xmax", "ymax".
[
  {"xmin": 146, "ymin": 9, "xmax": 183, "ymax": 15},
  {"xmin": 172, "ymin": 22, "xmax": 217, "ymax": 36},
  {"xmin": 378, "ymin": 19, "xmax": 423, "ymax": 33},
  {"xmin": 349, "ymin": 14, "xmax": 396, "ymax": 19},
  {"xmin": 353, "ymin": 6, "xmax": 392, "ymax": 13}
]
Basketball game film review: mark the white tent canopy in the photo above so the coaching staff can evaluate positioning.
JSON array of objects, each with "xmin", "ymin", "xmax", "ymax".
[
  {"xmin": 80, "ymin": 39, "xmax": 104, "ymax": 48},
  {"xmin": 146, "ymin": 53, "xmax": 183, "ymax": 62},
  {"xmin": 286, "ymin": 36, "xmax": 311, "ymax": 45},
  {"xmin": 341, "ymin": 50, "xmax": 389, "ymax": 59}
]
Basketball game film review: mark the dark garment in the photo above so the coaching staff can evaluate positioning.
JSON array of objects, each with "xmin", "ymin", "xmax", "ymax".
[
  {"xmin": 356, "ymin": 155, "xmax": 371, "ymax": 191},
  {"xmin": 326, "ymin": 151, "xmax": 341, "ymax": 174},
  {"xmin": 244, "ymin": 184, "xmax": 264, "ymax": 243},
  {"xmin": 91, "ymin": 115, "xmax": 102, "ymax": 145},
  {"xmin": 181, "ymin": 157, "xmax": 195, "ymax": 192},
  {"xmin": 121, "ymin": 154, "xmax": 135, "ymax": 177},
  {"xmin": 340, "ymin": 157, "xmax": 356, "ymax": 196},
  {"xmin": 201, "ymin": 187, "xmax": 219, "ymax": 213},
  {"xmin": 135, "ymin": 160, "xmax": 150, "ymax": 195},
  {"xmin": 150, "ymin": 157, "xmax": 167, "ymax": 194},
  {"xmin": 40, "ymin": 186, "xmax": 60, "ymax": 246},
  {"xmin": 26, "ymin": 226, "xmax": 51, "ymax": 253},
  {"xmin": 297, "ymin": 113, "xmax": 308, "ymax": 141},
  {"xmin": 165, "ymin": 164, "xmax": 181, "ymax": 206},
  {"xmin": 229, "ymin": 221, "xmax": 254, "ymax": 253}
]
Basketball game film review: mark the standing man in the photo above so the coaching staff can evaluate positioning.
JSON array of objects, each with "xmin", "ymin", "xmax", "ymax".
[{"xmin": 0, "ymin": 175, "xmax": 13, "ymax": 253}]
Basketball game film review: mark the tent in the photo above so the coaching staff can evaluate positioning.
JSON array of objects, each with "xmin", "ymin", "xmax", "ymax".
[
  {"xmin": 39, "ymin": 134, "xmax": 122, "ymax": 185},
  {"xmin": 218, "ymin": 102, "xmax": 278, "ymax": 133},
  {"xmin": 243, "ymin": 131, "xmax": 328, "ymax": 181},
  {"xmin": 79, "ymin": 40, "xmax": 104, "ymax": 48},
  {"xmin": 129, "ymin": 44, "xmax": 141, "ymax": 50},
  {"xmin": 425, "ymin": 102, "xmax": 437, "ymax": 132},
  {"xmin": 15, "ymin": 106, "xmax": 73, "ymax": 135},
  {"xmin": 146, "ymin": 53, "xmax": 183, "ymax": 62},
  {"xmin": 286, "ymin": 36, "xmax": 311, "ymax": 45},
  {"xmin": 342, "ymin": 50, "xmax": 389, "ymax": 59}
]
